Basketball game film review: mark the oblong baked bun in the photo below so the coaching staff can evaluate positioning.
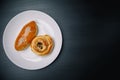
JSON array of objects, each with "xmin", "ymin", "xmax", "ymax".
[
  {"xmin": 15, "ymin": 21, "xmax": 38, "ymax": 51},
  {"xmin": 31, "ymin": 35, "xmax": 54, "ymax": 56}
]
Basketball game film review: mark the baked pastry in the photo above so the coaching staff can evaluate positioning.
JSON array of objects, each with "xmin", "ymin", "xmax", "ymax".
[
  {"xmin": 31, "ymin": 35, "xmax": 54, "ymax": 56},
  {"xmin": 15, "ymin": 21, "xmax": 38, "ymax": 51}
]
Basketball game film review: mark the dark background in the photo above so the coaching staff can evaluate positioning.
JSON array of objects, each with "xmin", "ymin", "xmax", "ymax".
[{"xmin": 0, "ymin": 0, "xmax": 120, "ymax": 80}]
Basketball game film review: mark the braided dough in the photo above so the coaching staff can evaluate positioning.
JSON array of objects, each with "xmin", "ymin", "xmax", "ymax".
[{"xmin": 31, "ymin": 35, "xmax": 54, "ymax": 56}]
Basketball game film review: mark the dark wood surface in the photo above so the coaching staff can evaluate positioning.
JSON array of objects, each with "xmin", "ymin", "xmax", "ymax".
[{"xmin": 0, "ymin": 0, "xmax": 120, "ymax": 80}]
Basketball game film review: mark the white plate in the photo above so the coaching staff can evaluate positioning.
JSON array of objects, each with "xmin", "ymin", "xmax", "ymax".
[{"xmin": 2, "ymin": 10, "xmax": 62, "ymax": 70}]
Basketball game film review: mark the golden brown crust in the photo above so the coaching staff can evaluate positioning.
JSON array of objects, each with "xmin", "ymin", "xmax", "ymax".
[
  {"xmin": 14, "ymin": 21, "xmax": 37, "ymax": 51},
  {"xmin": 30, "ymin": 35, "xmax": 54, "ymax": 56}
]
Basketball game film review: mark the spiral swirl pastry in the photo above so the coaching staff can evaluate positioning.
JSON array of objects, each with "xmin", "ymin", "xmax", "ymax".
[{"xmin": 31, "ymin": 35, "xmax": 54, "ymax": 56}]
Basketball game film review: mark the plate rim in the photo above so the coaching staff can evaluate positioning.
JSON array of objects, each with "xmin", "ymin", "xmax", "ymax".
[{"xmin": 2, "ymin": 10, "xmax": 63, "ymax": 70}]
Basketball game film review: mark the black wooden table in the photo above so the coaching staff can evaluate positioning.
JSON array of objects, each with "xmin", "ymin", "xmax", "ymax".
[{"xmin": 0, "ymin": 0, "xmax": 119, "ymax": 80}]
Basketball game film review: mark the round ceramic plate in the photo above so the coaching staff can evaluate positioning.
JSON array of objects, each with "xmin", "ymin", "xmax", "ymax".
[{"xmin": 2, "ymin": 10, "xmax": 62, "ymax": 70}]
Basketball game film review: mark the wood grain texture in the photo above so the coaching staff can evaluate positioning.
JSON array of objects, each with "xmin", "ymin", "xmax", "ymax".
[{"xmin": 0, "ymin": 0, "xmax": 120, "ymax": 80}]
